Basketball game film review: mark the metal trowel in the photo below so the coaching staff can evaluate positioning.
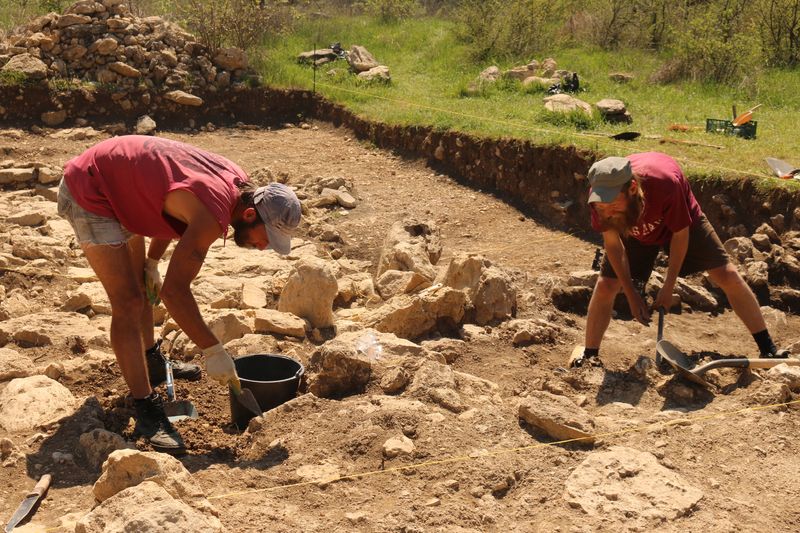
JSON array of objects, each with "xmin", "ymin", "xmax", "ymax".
[
  {"xmin": 230, "ymin": 380, "xmax": 262, "ymax": 419},
  {"xmin": 163, "ymin": 361, "xmax": 198, "ymax": 422}
]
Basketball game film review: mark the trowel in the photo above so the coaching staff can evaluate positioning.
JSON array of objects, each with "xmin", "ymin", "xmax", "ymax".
[
  {"xmin": 163, "ymin": 361, "xmax": 198, "ymax": 422},
  {"xmin": 230, "ymin": 379, "xmax": 263, "ymax": 419}
]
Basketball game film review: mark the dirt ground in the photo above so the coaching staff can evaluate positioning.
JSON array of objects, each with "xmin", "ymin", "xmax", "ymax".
[{"xmin": 1, "ymin": 122, "xmax": 799, "ymax": 532}]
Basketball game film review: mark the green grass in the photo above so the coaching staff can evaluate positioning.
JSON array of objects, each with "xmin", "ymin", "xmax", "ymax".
[{"xmin": 259, "ymin": 16, "xmax": 800, "ymax": 188}]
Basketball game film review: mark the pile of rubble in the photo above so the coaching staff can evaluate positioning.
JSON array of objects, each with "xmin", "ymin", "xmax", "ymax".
[{"xmin": 0, "ymin": 0, "xmax": 252, "ymax": 124}]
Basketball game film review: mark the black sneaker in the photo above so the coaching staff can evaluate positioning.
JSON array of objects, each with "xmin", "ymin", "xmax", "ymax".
[
  {"xmin": 134, "ymin": 392, "xmax": 186, "ymax": 453},
  {"xmin": 570, "ymin": 354, "xmax": 604, "ymax": 369},
  {"xmin": 146, "ymin": 340, "xmax": 202, "ymax": 388},
  {"xmin": 761, "ymin": 348, "xmax": 790, "ymax": 359}
]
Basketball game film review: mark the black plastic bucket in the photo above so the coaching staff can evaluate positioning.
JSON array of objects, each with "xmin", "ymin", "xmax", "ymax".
[{"xmin": 229, "ymin": 354, "xmax": 304, "ymax": 429}]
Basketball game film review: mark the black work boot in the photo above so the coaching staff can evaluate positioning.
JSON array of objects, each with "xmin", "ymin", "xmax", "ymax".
[
  {"xmin": 134, "ymin": 392, "xmax": 186, "ymax": 453},
  {"xmin": 761, "ymin": 348, "xmax": 790, "ymax": 359},
  {"xmin": 146, "ymin": 340, "xmax": 202, "ymax": 388}
]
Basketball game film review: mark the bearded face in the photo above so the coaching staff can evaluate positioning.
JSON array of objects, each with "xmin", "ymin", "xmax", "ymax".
[
  {"xmin": 594, "ymin": 184, "xmax": 644, "ymax": 236},
  {"xmin": 231, "ymin": 217, "xmax": 261, "ymax": 248}
]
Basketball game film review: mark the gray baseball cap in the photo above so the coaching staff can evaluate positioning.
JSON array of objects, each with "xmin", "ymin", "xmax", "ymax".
[
  {"xmin": 587, "ymin": 156, "xmax": 633, "ymax": 204},
  {"xmin": 254, "ymin": 183, "xmax": 301, "ymax": 255}
]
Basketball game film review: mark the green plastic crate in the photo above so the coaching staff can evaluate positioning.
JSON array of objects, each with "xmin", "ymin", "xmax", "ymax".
[{"xmin": 705, "ymin": 118, "xmax": 757, "ymax": 139}]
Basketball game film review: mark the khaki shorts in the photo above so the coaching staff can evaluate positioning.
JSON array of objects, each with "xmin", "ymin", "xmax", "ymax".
[
  {"xmin": 57, "ymin": 179, "xmax": 134, "ymax": 246},
  {"xmin": 600, "ymin": 214, "xmax": 729, "ymax": 281}
]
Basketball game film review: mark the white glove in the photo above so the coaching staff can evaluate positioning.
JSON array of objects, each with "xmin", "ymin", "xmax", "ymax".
[
  {"xmin": 203, "ymin": 343, "xmax": 239, "ymax": 389},
  {"xmin": 144, "ymin": 258, "xmax": 162, "ymax": 305}
]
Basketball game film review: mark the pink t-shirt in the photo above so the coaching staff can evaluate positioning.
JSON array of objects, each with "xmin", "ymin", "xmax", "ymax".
[
  {"xmin": 591, "ymin": 152, "xmax": 702, "ymax": 245},
  {"xmin": 63, "ymin": 136, "xmax": 246, "ymax": 239}
]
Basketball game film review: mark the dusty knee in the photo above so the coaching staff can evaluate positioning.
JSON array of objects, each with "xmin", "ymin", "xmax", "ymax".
[
  {"xmin": 594, "ymin": 276, "xmax": 621, "ymax": 298},
  {"xmin": 109, "ymin": 291, "xmax": 146, "ymax": 317},
  {"xmin": 710, "ymin": 264, "xmax": 743, "ymax": 289}
]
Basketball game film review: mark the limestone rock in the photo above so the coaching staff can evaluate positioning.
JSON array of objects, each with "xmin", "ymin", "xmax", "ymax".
[
  {"xmin": 213, "ymin": 47, "xmax": 247, "ymax": 70},
  {"xmin": 41, "ymin": 110, "xmax": 68, "ymax": 126},
  {"xmin": 361, "ymin": 285, "xmax": 467, "ymax": 340},
  {"xmin": 93, "ymin": 449, "xmax": 218, "ymax": 516},
  {"xmin": 518, "ymin": 391, "xmax": 595, "ymax": 444},
  {"xmin": 724, "ymin": 236, "xmax": 754, "ymax": 263},
  {"xmin": 79, "ymin": 429, "xmax": 135, "ymax": 471},
  {"xmin": 253, "ymin": 309, "xmax": 307, "ymax": 338},
  {"xmin": 135, "ymin": 115, "xmax": 157, "ymax": 135},
  {"xmin": 543, "ymin": 94, "xmax": 592, "ymax": 115},
  {"xmin": 0, "ymin": 375, "xmax": 78, "ymax": 432},
  {"xmin": 0, "ymin": 311, "xmax": 106, "ymax": 348},
  {"xmin": 164, "ymin": 90, "xmax": 203, "ymax": 106},
  {"xmin": 564, "ymin": 446, "xmax": 704, "ymax": 524},
  {"xmin": 377, "ymin": 219, "xmax": 442, "ymax": 282},
  {"xmin": 76, "ymin": 481, "xmax": 222, "ymax": 533},
  {"xmin": 2, "ymin": 53, "xmax": 48, "ymax": 79},
  {"xmin": 358, "ymin": 65, "xmax": 391, "ymax": 83},
  {"xmin": 278, "ymin": 256, "xmax": 338, "ymax": 328},
  {"xmin": 0, "ymin": 346, "xmax": 35, "ymax": 381},
  {"xmin": 383, "ymin": 435, "xmax": 414, "ymax": 458},
  {"xmin": 347, "ymin": 45, "xmax": 379, "ymax": 72},
  {"xmin": 766, "ymin": 363, "xmax": 800, "ymax": 392},
  {"xmin": 375, "ymin": 269, "xmax": 431, "ymax": 299}
]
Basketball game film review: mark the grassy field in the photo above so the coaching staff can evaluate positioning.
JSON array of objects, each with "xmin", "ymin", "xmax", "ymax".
[
  {"xmin": 3, "ymin": 7, "xmax": 799, "ymax": 188},
  {"xmin": 259, "ymin": 17, "xmax": 800, "ymax": 188}
]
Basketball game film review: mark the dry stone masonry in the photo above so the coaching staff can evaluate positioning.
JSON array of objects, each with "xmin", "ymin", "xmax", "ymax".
[{"xmin": 0, "ymin": 0, "xmax": 253, "ymax": 125}]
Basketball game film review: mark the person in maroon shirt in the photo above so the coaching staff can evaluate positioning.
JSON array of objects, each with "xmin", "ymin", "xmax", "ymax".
[
  {"xmin": 571, "ymin": 152, "xmax": 788, "ymax": 367},
  {"xmin": 58, "ymin": 136, "xmax": 302, "ymax": 452}
]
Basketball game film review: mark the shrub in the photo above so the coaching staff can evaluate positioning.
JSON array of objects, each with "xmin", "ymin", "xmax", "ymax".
[
  {"xmin": 175, "ymin": 0, "xmax": 292, "ymax": 53},
  {"xmin": 757, "ymin": 0, "xmax": 800, "ymax": 67},
  {"xmin": 365, "ymin": 0, "xmax": 420, "ymax": 21}
]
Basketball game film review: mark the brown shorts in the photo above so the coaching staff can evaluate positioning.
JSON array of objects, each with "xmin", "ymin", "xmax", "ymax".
[{"xmin": 600, "ymin": 214, "xmax": 729, "ymax": 282}]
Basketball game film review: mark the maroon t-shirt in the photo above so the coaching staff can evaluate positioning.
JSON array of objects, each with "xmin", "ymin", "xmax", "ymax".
[
  {"xmin": 590, "ymin": 152, "xmax": 702, "ymax": 245},
  {"xmin": 63, "ymin": 136, "xmax": 246, "ymax": 239}
]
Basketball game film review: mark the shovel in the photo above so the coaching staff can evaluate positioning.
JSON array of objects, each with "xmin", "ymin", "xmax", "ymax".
[
  {"xmin": 765, "ymin": 157, "xmax": 800, "ymax": 180},
  {"xmin": 732, "ymin": 104, "xmax": 761, "ymax": 127},
  {"xmin": 163, "ymin": 361, "xmax": 198, "ymax": 422},
  {"xmin": 656, "ymin": 309, "xmax": 800, "ymax": 389}
]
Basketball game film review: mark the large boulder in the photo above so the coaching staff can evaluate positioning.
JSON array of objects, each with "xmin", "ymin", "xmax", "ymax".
[
  {"xmin": 376, "ymin": 219, "xmax": 442, "ymax": 282},
  {"xmin": 92, "ymin": 449, "xmax": 218, "ymax": 516},
  {"xmin": 564, "ymin": 446, "xmax": 704, "ymax": 525},
  {"xmin": 2, "ymin": 53, "xmax": 48, "ymax": 79},
  {"xmin": 213, "ymin": 47, "xmax": 247, "ymax": 71},
  {"xmin": 518, "ymin": 391, "xmax": 595, "ymax": 444},
  {"xmin": 0, "ymin": 375, "xmax": 78, "ymax": 432},
  {"xmin": 361, "ymin": 286, "xmax": 467, "ymax": 340},
  {"xmin": 0, "ymin": 346, "xmax": 35, "ymax": 382},
  {"xmin": 347, "ymin": 45, "xmax": 379, "ymax": 72},
  {"xmin": 76, "ymin": 481, "xmax": 223, "ymax": 533},
  {"xmin": 278, "ymin": 256, "xmax": 338, "ymax": 328}
]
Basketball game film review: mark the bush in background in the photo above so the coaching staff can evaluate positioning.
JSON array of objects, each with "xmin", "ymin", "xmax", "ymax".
[
  {"xmin": 757, "ymin": 0, "xmax": 800, "ymax": 67},
  {"xmin": 365, "ymin": 0, "xmax": 420, "ymax": 21},
  {"xmin": 174, "ymin": 0, "xmax": 292, "ymax": 53}
]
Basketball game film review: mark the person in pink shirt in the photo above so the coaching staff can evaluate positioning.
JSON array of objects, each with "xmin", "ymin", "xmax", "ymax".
[
  {"xmin": 571, "ymin": 152, "xmax": 788, "ymax": 368},
  {"xmin": 58, "ymin": 135, "xmax": 301, "ymax": 452}
]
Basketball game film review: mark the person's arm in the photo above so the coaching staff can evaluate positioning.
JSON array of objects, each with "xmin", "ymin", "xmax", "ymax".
[
  {"xmin": 603, "ymin": 229, "xmax": 650, "ymax": 325},
  {"xmin": 147, "ymin": 238, "xmax": 171, "ymax": 261},
  {"xmin": 158, "ymin": 190, "xmax": 221, "ymax": 349},
  {"xmin": 654, "ymin": 226, "xmax": 689, "ymax": 311}
]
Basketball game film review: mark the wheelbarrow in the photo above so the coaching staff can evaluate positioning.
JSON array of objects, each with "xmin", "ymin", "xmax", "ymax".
[
  {"xmin": 163, "ymin": 360, "xmax": 198, "ymax": 422},
  {"xmin": 656, "ymin": 309, "xmax": 799, "ymax": 389}
]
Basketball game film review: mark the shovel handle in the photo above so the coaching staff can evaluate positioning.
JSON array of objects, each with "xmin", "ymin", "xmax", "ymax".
[
  {"xmin": 165, "ymin": 361, "xmax": 175, "ymax": 402},
  {"xmin": 657, "ymin": 308, "xmax": 665, "ymax": 342},
  {"xmin": 28, "ymin": 474, "xmax": 52, "ymax": 498}
]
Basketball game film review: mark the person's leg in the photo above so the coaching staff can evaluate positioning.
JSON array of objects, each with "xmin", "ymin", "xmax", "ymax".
[
  {"xmin": 585, "ymin": 276, "xmax": 622, "ymax": 350},
  {"xmin": 127, "ymin": 236, "xmax": 155, "ymax": 350},
  {"xmin": 707, "ymin": 264, "xmax": 765, "ymax": 333},
  {"xmin": 81, "ymin": 241, "xmax": 150, "ymax": 398}
]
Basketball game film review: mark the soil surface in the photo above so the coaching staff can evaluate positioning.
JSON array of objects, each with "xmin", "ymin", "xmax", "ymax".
[{"xmin": 1, "ymin": 122, "xmax": 799, "ymax": 533}]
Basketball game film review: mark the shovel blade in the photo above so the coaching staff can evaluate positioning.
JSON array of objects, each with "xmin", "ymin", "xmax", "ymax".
[{"xmin": 656, "ymin": 340, "xmax": 714, "ymax": 389}]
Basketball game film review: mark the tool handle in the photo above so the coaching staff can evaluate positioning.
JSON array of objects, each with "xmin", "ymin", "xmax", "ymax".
[
  {"xmin": 27, "ymin": 474, "xmax": 52, "ymax": 498},
  {"xmin": 165, "ymin": 361, "xmax": 175, "ymax": 401},
  {"xmin": 657, "ymin": 308, "xmax": 665, "ymax": 342}
]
